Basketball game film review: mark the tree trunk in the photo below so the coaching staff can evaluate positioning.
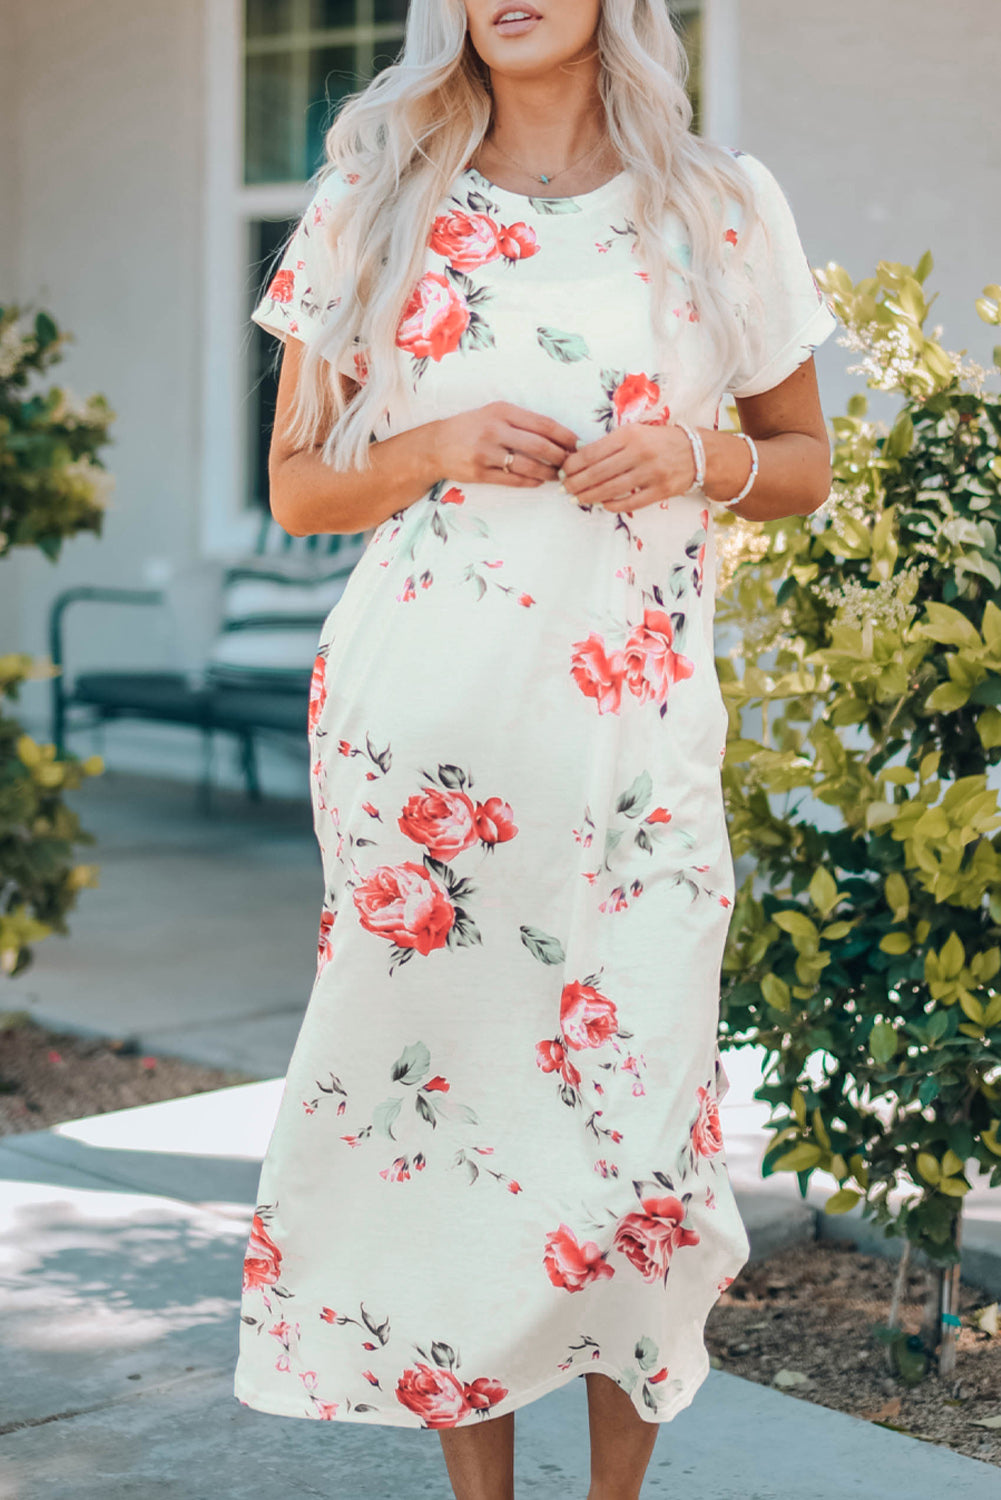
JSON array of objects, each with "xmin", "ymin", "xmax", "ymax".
[{"xmin": 920, "ymin": 1207, "xmax": 963, "ymax": 1378}]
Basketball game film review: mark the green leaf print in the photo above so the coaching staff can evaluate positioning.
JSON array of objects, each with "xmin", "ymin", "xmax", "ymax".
[
  {"xmin": 536, "ymin": 326, "xmax": 591, "ymax": 364},
  {"xmin": 520, "ymin": 925, "xmax": 567, "ymax": 965},
  {"xmin": 642, "ymin": 1382, "xmax": 659, "ymax": 1412},
  {"xmin": 372, "ymin": 1097, "xmax": 404, "ymax": 1139},
  {"xmin": 634, "ymin": 1335, "xmax": 659, "ymax": 1371},
  {"xmin": 528, "ymin": 195, "xmax": 583, "ymax": 214},
  {"xmin": 616, "ymin": 771, "xmax": 653, "ymax": 819},
  {"xmin": 391, "ymin": 1040, "xmax": 432, "ymax": 1087}
]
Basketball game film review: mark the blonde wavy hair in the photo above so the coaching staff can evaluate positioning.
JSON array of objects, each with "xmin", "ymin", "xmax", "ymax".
[{"xmin": 273, "ymin": 0, "xmax": 759, "ymax": 473}]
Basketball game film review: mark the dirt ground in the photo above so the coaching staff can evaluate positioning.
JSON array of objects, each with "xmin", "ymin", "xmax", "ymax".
[
  {"xmin": 705, "ymin": 1236, "xmax": 1001, "ymax": 1467},
  {"xmin": 0, "ymin": 1010, "xmax": 253, "ymax": 1136},
  {"xmin": 3, "ymin": 1010, "xmax": 999, "ymax": 1466}
]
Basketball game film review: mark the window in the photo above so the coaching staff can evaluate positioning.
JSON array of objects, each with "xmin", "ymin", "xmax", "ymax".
[{"xmin": 213, "ymin": 1, "xmax": 709, "ymax": 549}]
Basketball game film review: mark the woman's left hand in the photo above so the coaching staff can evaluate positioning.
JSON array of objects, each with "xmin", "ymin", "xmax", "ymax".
[{"xmin": 559, "ymin": 422, "xmax": 697, "ymax": 511}]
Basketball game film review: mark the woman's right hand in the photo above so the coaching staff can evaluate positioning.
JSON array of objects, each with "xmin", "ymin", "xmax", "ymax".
[{"xmin": 431, "ymin": 402, "xmax": 579, "ymax": 488}]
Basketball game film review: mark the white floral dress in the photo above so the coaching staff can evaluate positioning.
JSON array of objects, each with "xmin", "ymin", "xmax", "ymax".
[{"xmin": 234, "ymin": 151, "xmax": 837, "ymax": 1429}]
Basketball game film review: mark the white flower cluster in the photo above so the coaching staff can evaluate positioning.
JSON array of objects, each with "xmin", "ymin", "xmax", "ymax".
[
  {"xmin": 63, "ymin": 455, "xmax": 116, "ymax": 511},
  {"xmin": 0, "ymin": 319, "xmax": 35, "ymax": 381},
  {"xmin": 814, "ymin": 565, "xmax": 926, "ymax": 632},
  {"xmin": 50, "ymin": 386, "xmax": 105, "ymax": 429}
]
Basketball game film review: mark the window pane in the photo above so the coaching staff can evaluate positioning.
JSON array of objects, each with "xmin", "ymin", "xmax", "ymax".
[
  {"xmin": 245, "ymin": 51, "xmax": 301, "ymax": 184},
  {"xmin": 373, "ymin": 0, "xmax": 409, "ymax": 21},
  {"xmin": 247, "ymin": 215, "xmax": 299, "ymax": 515},
  {"xmin": 306, "ymin": 44, "xmax": 359, "ymax": 176},
  {"xmin": 310, "ymin": 0, "xmax": 359, "ymax": 28},
  {"xmin": 246, "ymin": 0, "xmax": 294, "ymax": 38}
]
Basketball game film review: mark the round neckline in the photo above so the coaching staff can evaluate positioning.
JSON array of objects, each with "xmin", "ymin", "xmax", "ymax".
[{"xmin": 461, "ymin": 162, "xmax": 630, "ymax": 210}]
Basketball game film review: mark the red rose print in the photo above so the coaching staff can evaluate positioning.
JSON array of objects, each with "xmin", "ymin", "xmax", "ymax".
[
  {"xmin": 353, "ymin": 350, "xmax": 369, "ymax": 384},
  {"xmin": 473, "ymin": 796, "xmax": 518, "ymax": 846},
  {"xmin": 649, "ymin": 1366, "xmax": 669, "ymax": 1383},
  {"xmin": 543, "ymin": 1223, "xmax": 616, "ymax": 1292},
  {"xmin": 267, "ymin": 269, "xmax": 295, "ymax": 304},
  {"xmin": 622, "ymin": 609, "xmax": 695, "ymax": 706},
  {"xmin": 396, "ymin": 272, "xmax": 470, "ymax": 361},
  {"xmin": 399, "ymin": 786, "xmax": 479, "ymax": 860},
  {"xmin": 691, "ymin": 1085, "xmax": 724, "ymax": 1156},
  {"xmin": 314, "ymin": 1399, "xmax": 340, "ymax": 1418},
  {"xmin": 497, "ymin": 222, "xmax": 540, "ymax": 261},
  {"xmin": 611, "ymin": 1194, "xmax": 700, "ymax": 1283},
  {"xmin": 396, "ymin": 1362, "xmax": 473, "ymax": 1428},
  {"xmin": 317, "ymin": 909, "xmax": 335, "ymax": 971},
  {"xmin": 320, "ymin": 1307, "xmax": 337, "ymax": 1322},
  {"xmin": 535, "ymin": 1037, "xmax": 582, "ymax": 1088},
  {"xmin": 463, "ymin": 1375, "xmax": 509, "ymax": 1410},
  {"xmin": 724, "ymin": 227, "xmax": 738, "ymax": 247},
  {"xmin": 570, "ymin": 634, "xmax": 626, "ymax": 715},
  {"xmin": 308, "ymin": 652, "xmax": 327, "ymax": 735},
  {"xmin": 440, "ymin": 486, "xmax": 465, "ymax": 505},
  {"xmin": 646, "ymin": 807, "xmax": 672, "ymax": 825},
  {"xmin": 560, "ymin": 981, "xmax": 618, "ymax": 1051},
  {"xmin": 352, "ymin": 861, "xmax": 455, "ymax": 954},
  {"xmin": 430, "ymin": 211, "xmax": 503, "ymax": 271},
  {"xmin": 613, "ymin": 373, "xmax": 662, "ymax": 426},
  {"xmin": 424, "ymin": 1075, "xmax": 449, "ymax": 1092},
  {"xmin": 242, "ymin": 1214, "xmax": 283, "ymax": 1291}
]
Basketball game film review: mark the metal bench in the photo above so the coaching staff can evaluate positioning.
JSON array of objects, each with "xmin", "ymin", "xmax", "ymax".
[{"xmin": 49, "ymin": 515, "xmax": 370, "ymax": 811}]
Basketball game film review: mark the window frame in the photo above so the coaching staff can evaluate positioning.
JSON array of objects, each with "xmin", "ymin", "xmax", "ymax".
[{"xmin": 200, "ymin": 0, "xmax": 739, "ymax": 557}]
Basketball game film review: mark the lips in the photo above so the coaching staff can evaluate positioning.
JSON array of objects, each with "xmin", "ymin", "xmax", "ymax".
[{"xmin": 492, "ymin": 4, "xmax": 542, "ymax": 25}]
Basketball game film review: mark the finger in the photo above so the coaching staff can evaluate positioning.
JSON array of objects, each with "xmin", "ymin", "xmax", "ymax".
[
  {"xmin": 564, "ymin": 451, "xmax": 638, "ymax": 498},
  {"xmin": 484, "ymin": 452, "xmax": 547, "ymax": 486},
  {"xmin": 501, "ymin": 425, "xmax": 569, "ymax": 472},
  {"xmin": 562, "ymin": 431, "xmax": 627, "ymax": 478},
  {"xmin": 571, "ymin": 471, "xmax": 651, "ymax": 508},
  {"xmin": 500, "ymin": 405, "xmax": 580, "ymax": 456}
]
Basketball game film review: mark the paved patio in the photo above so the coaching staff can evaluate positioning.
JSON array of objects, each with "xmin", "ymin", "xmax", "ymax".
[{"xmin": 1, "ymin": 770, "xmax": 999, "ymax": 1496}]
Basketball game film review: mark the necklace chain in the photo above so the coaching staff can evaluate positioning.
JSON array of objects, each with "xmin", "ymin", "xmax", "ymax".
[{"xmin": 484, "ymin": 133, "xmax": 609, "ymax": 187}]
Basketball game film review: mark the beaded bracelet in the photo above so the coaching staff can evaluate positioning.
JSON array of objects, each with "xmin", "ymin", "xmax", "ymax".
[
  {"xmin": 718, "ymin": 431, "xmax": 759, "ymax": 508},
  {"xmin": 675, "ymin": 421, "xmax": 706, "ymax": 493}
]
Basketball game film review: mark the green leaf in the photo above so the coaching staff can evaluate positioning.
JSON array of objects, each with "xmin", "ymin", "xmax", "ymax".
[
  {"xmin": 920, "ymin": 603, "xmax": 982, "ymax": 650},
  {"xmin": 916, "ymin": 1151, "xmax": 940, "ymax": 1184},
  {"xmin": 761, "ymin": 972, "xmax": 791, "ymax": 1011},
  {"xmin": 809, "ymin": 866, "xmax": 839, "ymax": 916},
  {"xmin": 870, "ymin": 1021, "xmax": 898, "ymax": 1063},
  {"xmin": 391, "ymin": 1041, "xmax": 431, "ymax": 1087},
  {"xmin": 977, "ymin": 707, "xmax": 1001, "ymax": 749},
  {"xmin": 772, "ymin": 1142, "xmax": 824, "ymax": 1172},
  {"xmin": 536, "ymin": 326, "xmax": 591, "ymax": 363},
  {"xmin": 880, "ymin": 932, "xmax": 911, "ymax": 955},
  {"xmin": 772, "ymin": 910, "xmax": 820, "ymax": 947},
  {"xmin": 372, "ymin": 1097, "xmax": 403, "ymax": 1140},
  {"xmin": 824, "ymin": 1188, "xmax": 861, "ymax": 1214},
  {"xmin": 519, "ymin": 926, "xmax": 566, "ymax": 965},
  {"xmin": 528, "ymin": 195, "xmax": 583, "ymax": 214}
]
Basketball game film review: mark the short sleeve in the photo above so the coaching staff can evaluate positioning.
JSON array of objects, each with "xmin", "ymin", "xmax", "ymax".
[
  {"xmin": 250, "ymin": 169, "xmax": 356, "ymax": 363},
  {"xmin": 723, "ymin": 151, "xmax": 838, "ymax": 400}
]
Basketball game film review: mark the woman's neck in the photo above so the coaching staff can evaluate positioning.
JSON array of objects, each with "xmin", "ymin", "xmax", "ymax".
[{"xmin": 474, "ymin": 62, "xmax": 618, "ymax": 195}]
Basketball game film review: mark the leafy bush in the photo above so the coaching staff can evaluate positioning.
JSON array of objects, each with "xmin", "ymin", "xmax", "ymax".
[
  {"xmin": 0, "ymin": 305, "xmax": 112, "ymax": 976},
  {"xmin": 716, "ymin": 261, "xmax": 1001, "ymax": 1289}
]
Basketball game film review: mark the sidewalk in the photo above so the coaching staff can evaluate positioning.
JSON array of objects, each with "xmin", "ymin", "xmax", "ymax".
[{"xmin": 1, "ymin": 770, "xmax": 999, "ymax": 1496}]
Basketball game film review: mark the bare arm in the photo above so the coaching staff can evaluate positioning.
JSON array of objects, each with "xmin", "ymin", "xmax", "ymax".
[
  {"xmin": 699, "ymin": 357, "xmax": 832, "ymax": 520},
  {"xmin": 268, "ymin": 335, "xmax": 579, "ymax": 538}
]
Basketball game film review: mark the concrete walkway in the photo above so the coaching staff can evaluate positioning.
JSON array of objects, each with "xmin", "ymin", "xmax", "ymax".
[{"xmin": 1, "ymin": 770, "xmax": 1000, "ymax": 1495}]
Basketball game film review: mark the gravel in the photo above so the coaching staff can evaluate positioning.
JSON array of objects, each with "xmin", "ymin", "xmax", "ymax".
[
  {"xmin": 0, "ymin": 1010, "xmax": 254, "ymax": 1135},
  {"xmin": 705, "ymin": 1237, "xmax": 1001, "ymax": 1467}
]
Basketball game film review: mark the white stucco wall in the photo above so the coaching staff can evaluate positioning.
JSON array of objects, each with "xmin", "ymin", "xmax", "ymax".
[
  {"xmin": 4, "ymin": 0, "xmax": 1000, "ymax": 794},
  {"xmin": 4, "ymin": 0, "xmax": 209, "ymax": 774},
  {"xmin": 737, "ymin": 0, "xmax": 1001, "ymax": 418}
]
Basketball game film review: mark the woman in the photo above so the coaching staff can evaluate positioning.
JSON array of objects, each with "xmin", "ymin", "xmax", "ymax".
[{"xmin": 235, "ymin": 2, "xmax": 836, "ymax": 1497}]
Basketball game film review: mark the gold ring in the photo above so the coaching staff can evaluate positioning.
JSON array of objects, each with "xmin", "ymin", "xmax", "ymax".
[{"xmin": 503, "ymin": 450, "xmax": 515, "ymax": 473}]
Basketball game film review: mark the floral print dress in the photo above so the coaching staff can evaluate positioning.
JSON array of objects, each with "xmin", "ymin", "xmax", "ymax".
[{"xmin": 235, "ymin": 151, "xmax": 837, "ymax": 1430}]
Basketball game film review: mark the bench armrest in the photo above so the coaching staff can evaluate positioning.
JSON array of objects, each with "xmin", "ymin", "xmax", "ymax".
[{"xmin": 48, "ymin": 586, "xmax": 166, "ymax": 751}]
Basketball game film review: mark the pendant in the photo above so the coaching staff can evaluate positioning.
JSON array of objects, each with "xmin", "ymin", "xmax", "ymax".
[{"xmin": 539, "ymin": 173, "xmax": 549, "ymax": 184}]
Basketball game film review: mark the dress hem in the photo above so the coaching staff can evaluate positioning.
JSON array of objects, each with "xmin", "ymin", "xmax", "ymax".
[{"xmin": 233, "ymin": 1351, "xmax": 711, "ymax": 1430}]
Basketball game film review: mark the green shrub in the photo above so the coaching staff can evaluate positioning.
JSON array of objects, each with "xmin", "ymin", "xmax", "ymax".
[
  {"xmin": 716, "ymin": 260, "xmax": 1001, "ymax": 1313},
  {"xmin": 0, "ymin": 305, "xmax": 112, "ymax": 976}
]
